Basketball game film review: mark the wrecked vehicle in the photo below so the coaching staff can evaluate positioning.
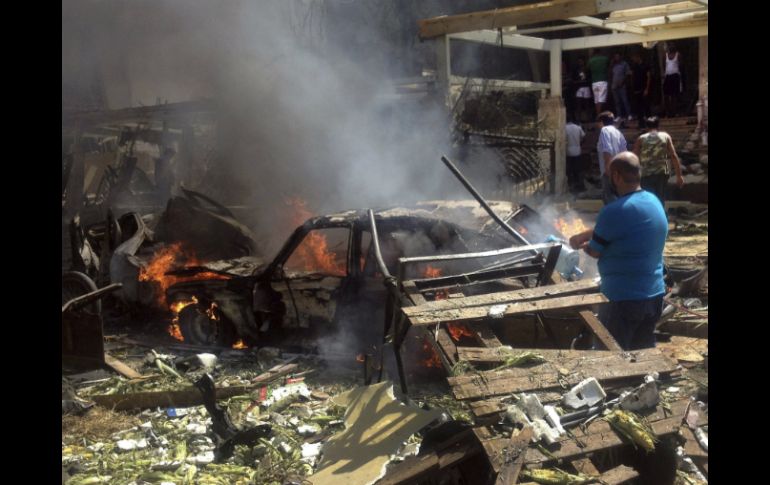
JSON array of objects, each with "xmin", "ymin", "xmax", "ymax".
[{"xmin": 163, "ymin": 200, "xmax": 562, "ymax": 350}]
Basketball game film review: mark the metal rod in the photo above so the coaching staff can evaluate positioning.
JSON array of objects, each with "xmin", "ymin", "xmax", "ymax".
[
  {"xmin": 398, "ymin": 242, "xmax": 558, "ymax": 264},
  {"xmin": 440, "ymin": 155, "xmax": 531, "ymax": 246},
  {"xmin": 367, "ymin": 209, "xmax": 393, "ymax": 279}
]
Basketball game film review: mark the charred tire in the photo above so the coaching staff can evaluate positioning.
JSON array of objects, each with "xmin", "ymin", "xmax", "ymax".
[
  {"xmin": 62, "ymin": 271, "xmax": 101, "ymax": 315},
  {"xmin": 178, "ymin": 305, "xmax": 236, "ymax": 346}
]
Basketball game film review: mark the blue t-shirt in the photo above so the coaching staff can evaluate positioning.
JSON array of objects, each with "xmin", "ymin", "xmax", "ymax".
[{"xmin": 588, "ymin": 190, "xmax": 667, "ymax": 301}]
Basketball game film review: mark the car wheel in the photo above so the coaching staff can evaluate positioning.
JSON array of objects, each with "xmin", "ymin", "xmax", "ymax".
[
  {"xmin": 62, "ymin": 271, "xmax": 101, "ymax": 314},
  {"xmin": 178, "ymin": 304, "xmax": 235, "ymax": 347}
]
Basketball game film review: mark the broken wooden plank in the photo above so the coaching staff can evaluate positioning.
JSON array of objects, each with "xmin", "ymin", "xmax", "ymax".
[
  {"xmin": 407, "ymin": 294, "xmax": 607, "ymax": 326},
  {"xmin": 103, "ymin": 353, "xmax": 143, "ymax": 379},
  {"xmin": 578, "ymin": 310, "xmax": 621, "ymax": 351},
  {"xmin": 92, "ymin": 386, "xmax": 249, "ymax": 411},
  {"xmin": 457, "ymin": 346, "xmax": 618, "ymax": 365},
  {"xmin": 448, "ymin": 357, "xmax": 676, "ymax": 400},
  {"xmin": 474, "ymin": 322, "xmax": 504, "ymax": 347},
  {"xmin": 93, "ymin": 362, "xmax": 298, "ymax": 411},
  {"xmin": 403, "ymin": 280, "xmax": 599, "ymax": 316},
  {"xmin": 449, "ymin": 349, "xmax": 677, "ymax": 400},
  {"xmin": 402, "ymin": 280, "xmax": 428, "ymax": 305},
  {"xmin": 435, "ymin": 328, "xmax": 459, "ymax": 366},
  {"xmin": 570, "ymin": 457, "xmax": 599, "ymax": 475},
  {"xmin": 599, "ymin": 464, "xmax": 640, "ymax": 484},
  {"xmin": 495, "ymin": 427, "xmax": 533, "ymax": 485}
]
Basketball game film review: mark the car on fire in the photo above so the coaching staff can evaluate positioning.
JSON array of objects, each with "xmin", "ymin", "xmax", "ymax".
[{"xmin": 162, "ymin": 200, "xmax": 557, "ymax": 351}]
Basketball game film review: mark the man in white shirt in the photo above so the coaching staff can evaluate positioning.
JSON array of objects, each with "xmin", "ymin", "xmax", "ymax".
[
  {"xmin": 596, "ymin": 111, "xmax": 628, "ymax": 204},
  {"xmin": 565, "ymin": 116, "xmax": 586, "ymax": 192}
]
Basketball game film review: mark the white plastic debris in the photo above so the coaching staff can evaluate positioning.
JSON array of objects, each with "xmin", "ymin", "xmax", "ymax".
[
  {"xmin": 186, "ymin": 423, "xmax": 207, "ymax": 435},
  {"xmin": 262, "ymin": 382, "xmax": 311, "ymax": 408},
  {"xmin": 619, "ymin": 381, "xmax": 660, "ymax": 412},
  {"xmin": 140, "ymin": 421, "xmax": 153, "ymax": 430},
  {"xmin": 186, "ymin": 451, "xmax": 214, "ymax": 465},
  {"xmin": 562, "ymin": 378, "xmax": 607, "ymax": 409},
  {"xmin": 116, "ymin": 439, "xmax": 148, "ymax": 451},
  {"xmin": 195, "ymin": 353, "xmax": 218, "ymax": 370},
  {"xmin": 301, "ymin": 442, "xmax": 322, "ymax": 462},
  {"xmin": 644, "ymin": 372, "xmax": 659, "ymax": 383},
  {"xmin": 544, "ymin": 406, "xmax": 565, "ymax": 435},
  {"xmin": 666, "ymin": 386, "xmax": 680, "ymax": 393},
  {"xmin": 297, "ymin": 424, "xmax": 321, "ymax": 436},
  {"xmin": 87, "ymin": 442, "xmax": 105, "ymax": 452},
  {"xmin": 488, "ymin": 304, "xmax": 508, "ymax": 318},
  {"xmin": 506, "ymin": 394, "xmax": 564, "ymax": 444}
]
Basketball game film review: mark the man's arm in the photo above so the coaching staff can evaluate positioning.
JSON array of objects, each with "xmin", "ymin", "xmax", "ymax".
[
  {"xmin": 632, "ymin": 137, "xmax": 641, "ymax": 157},
  {"xmin": 666, "ymin": 136, "xmax": 685, "ymax": 187}
]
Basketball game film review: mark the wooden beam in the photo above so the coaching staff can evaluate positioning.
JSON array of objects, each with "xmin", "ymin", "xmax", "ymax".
[
  {"xmin": 561, "ymin": 24, "xmax": 708, "ymax": 50},
  {"xmin": 569, "ymin": 15, "xmax": 646, "ymax": 34},
  {"xmin": 404, "ymin": 279, "xmax": 599, "ymax": 316},
  {"xmin": 578, "ymin": 309, "xmax": 622, "ymax": 351},
  {"xmin": 418, "ymin": 0, "xmax": 674, "ymax": 38},
  {"xmin": 450, "ymin": 30, "xmax": 551, "ymax": 51},
  {"xmin": 406, "ymin": 293, "xmax": 607, "ymax": 326},
  {"xmin": 608, "ymin": 1, "xmax": 706, "ymax": 22}
]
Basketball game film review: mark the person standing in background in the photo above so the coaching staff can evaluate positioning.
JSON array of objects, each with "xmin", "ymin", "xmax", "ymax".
[
  {"xmin": 596, "ymin": 111, "xmax": 627, "ymax": 205},
  {"xmin": 663, "ymin": 43, "xmax": 683, "ymax": 118},
  {"xmin": 565, "ymin": 115, "xmax": 586, "ymax": 192},
  {"xmin": 610, "ymin": 52, "xmax": 632, "ymax": 122},
  {"xmin": 588, "ymin": 49, "xmax": 610, "ymax": 116}
]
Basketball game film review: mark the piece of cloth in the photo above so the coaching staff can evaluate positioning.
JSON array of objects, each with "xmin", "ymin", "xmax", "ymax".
[
  {"xmin": 641, "ymin": 173, "xmax": 669, "ymax": 205},
  {"xmin": 598, "ymin": 296, "xmax": 663, "ymax": 350},
  {"xmin": 588, "ymin": 190, "xmax": 668, "ymax": 301},
  {"xmin": 596, "ymin": 125, "xmax": 627, "ymax": 174},
  {"xmin": 565, "ymin": 122, "xmax": 585, "ymax": 157},
  {"xmin": 588, "ymin": 55, "xmax": 609, "ymax": 82},
  {"xmin": 612, "ymin": 86, "xmax": 631, "ymax": 118},
  {"xmin": 601, "ymin": 173, "xmax": 617, "ymax": 205},
  {"xmin": 611, "ymin": 61, "xmax": 630, "ymax": 89},
  {"xmin": 638, "ymin": 131, "xmax": 673, "ymax": 175},
  {"xmin": 663, "ymin": 73, "xmax": 682, "ymax": 95},
  {"xmin": 592, "ymin": 81, "xmax": 608, "ymax": 103},
  {"xmin": 576, "ymin": 86, "xmax": 592, "ymax": 98}
]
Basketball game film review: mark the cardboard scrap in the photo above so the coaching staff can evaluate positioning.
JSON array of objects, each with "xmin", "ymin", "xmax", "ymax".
[{"xmin": 309, "ymin": 381, "xmax": 443, "ymax": 485}]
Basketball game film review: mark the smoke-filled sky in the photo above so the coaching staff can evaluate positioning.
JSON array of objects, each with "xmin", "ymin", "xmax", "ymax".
[{"xmin": 63, "ymin": 0, "xmax": 538, "ymax": 246}]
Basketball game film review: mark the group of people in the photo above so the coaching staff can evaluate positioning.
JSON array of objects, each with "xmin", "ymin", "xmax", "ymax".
[
  {"xmin": 567, "ymin": 44, "xmax": 683, "ymax": 124},
  {"xmin": 563, "ymin": 109, "xmax": 686, "ymax": 351},
  {"xmin": 565, "ymin": 111, "xmax": 684, "ymax": 204}
]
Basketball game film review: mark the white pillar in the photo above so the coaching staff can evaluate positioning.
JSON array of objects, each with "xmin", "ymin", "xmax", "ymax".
[
  {"xmin": 436, "ymin": 35, "xmax": 451, "ymax": 107},
  {"xmin": 549, "ymin": 38, "xmax": 562, "ymax": 98}
]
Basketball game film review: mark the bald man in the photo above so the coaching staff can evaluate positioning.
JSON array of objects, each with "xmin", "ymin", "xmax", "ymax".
[{"xmin": 569, "ymin": 152, "xmax": 668, "ymax": 350}]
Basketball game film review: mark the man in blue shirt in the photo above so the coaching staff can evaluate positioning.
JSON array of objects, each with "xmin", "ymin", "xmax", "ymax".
[
  {"xmin": 597, "ymin": 111, "xmax": 627, "ymax": 205},
  {"xmin": 569, "ymin": 152, "xmax": 667, "ymax": 350}
]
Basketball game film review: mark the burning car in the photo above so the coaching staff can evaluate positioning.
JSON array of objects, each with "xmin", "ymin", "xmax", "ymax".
[{"xmin": 160, "ymin": 199, "xmax": 567, "ymax": 351}]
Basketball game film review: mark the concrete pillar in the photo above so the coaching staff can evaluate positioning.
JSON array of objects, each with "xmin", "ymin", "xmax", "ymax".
[
  {"xmin": 435, "ymin": 35, "xmax": 451, "ymax": 107},
  {"xmin": 538, "ymin": 97, "xmax": 567, "ymax": 196},
  {"xmin": 549, "ymin": 38, "xmax": 563, "ymax": 98},
  {"xmin": 698, "ymin": 36, "xmax": 708, "ymax": 131}
]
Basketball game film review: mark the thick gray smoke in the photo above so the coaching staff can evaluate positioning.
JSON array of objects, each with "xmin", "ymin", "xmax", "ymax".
[{"xmin": 62, "ymin": 1, "xmax": 526, "ymax": 251}]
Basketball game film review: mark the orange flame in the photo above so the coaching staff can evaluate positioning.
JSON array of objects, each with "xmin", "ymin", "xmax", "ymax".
[
  {"xmin": 167, "ymin": 296, "xmax": 198, "ymax": 342},
  {"xmin": 423, "ymin": 265, "xmax": 442, "ymax": 278},
  {"xmin": 420, "ymin": 338, "xmax": 443, "ymax": 368},
  {"xmin": 447, "ymin": 323, "xmax": 474, "ymax": 341},
  {"xmin": 554, "ymin": 217, "xmax": 589, "ymax": 238},
  {"xmin": 232, "ymin": 339, "xmax": 248, "ymax": 349},
  {"xmin": 285, "ymin": 197, "xmax": 346, "ymax": 276},
  {"xmin": 139, "ymin": 242, "xmax": 230, "ymax": 308}
]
